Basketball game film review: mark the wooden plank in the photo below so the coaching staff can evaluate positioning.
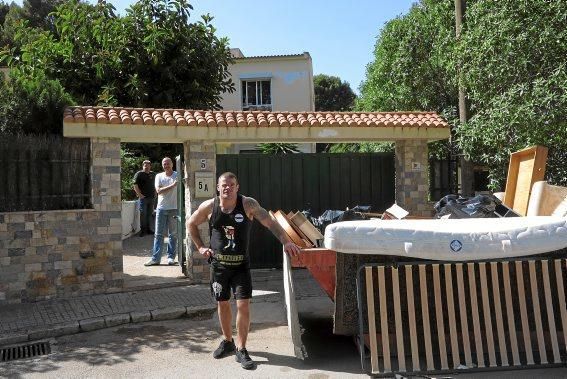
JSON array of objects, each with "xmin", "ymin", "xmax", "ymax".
[
  {"xmin": 273, "ymin": 211, "xmax": 309, "ymax": 248},
  {"xmin": 391, "ymin": 267, "xmax": 405, "ymax": 372},
  {"xmin": 282, "ymin": 248, "xmax": 306, "ymax": 360},
  {"xmin": 490, "ymin": 262, "xmax": 509, "ymax": 366},
  {"xmin": 288, "ymin": 213, "xmax": 314, "ymax": 248},
  {"xmin": 467, "ymin": 262, "xmax": 485, "ymax": 368},
  {"xmin": 478, "ymin": 262, "xmax": 496, "ymax": 367},
  {"xmin": 378, "ymin": 266, "xmax": 391, "ymax": 373},
  {"xmin": 456, "ymin": 263, "xmax": 473, "ymax": 367},
  {"xmin": 554, "ymin": 260, "xmax": 567, "ymax": 355},
  {"xmin": 541, "ymin": 261, "xmax": 561, "ymax": 363},
  {"xmin": 515, "ymin": 261, "xmax": 534, "ymax": 364},
  {"xmin": 405, "ymin": 265, "xmax": 420, "ymax": 372},
  {"xmin": 289, "ymin": 211, "xmax": 324, "ymax": 246},
  {"xmin": 529, "ymin": 260, "xmax": 547, "ymax": 364},
  {"xmin": 419, "ymin": 265, "xmax": 434, "ymax": 370},
  {"xmin": 433, "ymin": 264, "xmax": 448, "ymax": 369},
  {"xmin": 502, "ymin": 262, "xmax": 521, "ymax": 366},
  {"xmin": 444, "ymin": 264, "xmax": 460, "ymax": 368},
  {"xmin": 503, "ymin": 145, "xmax": 548, "ymax": 215},
  {"xmin": 365, "ymin": 267, "xmax": 380, "ymax": 374}
]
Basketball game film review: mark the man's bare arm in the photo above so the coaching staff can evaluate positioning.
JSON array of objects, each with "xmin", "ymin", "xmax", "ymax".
[
  {"xmin": 186, "ymin": 199, "xmax": 214, "ymax": 258},
  {"xmin": 244, "ymin": 197, "xmax": 301, "ymax": 257}
]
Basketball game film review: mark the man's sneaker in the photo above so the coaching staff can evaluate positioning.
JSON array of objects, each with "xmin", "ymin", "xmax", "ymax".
[
  {"xmin": 167, "ymin": 258, "xmax": 175, "ymax": 265},
  {"xmin": 213, "ymin": 339, "xmax": 235, "ymax": 359},
  {"xmin": 143, "ymin": 259, "xmax": 160, "ymax": 266},
  {"xmin": 235, "ymin": 348, "xmax": 256, "ymax": 369}
]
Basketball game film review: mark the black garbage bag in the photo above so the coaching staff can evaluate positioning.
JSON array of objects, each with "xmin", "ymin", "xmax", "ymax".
[
  {"xmin": 316, "ymin": 206, "xmax": 371, "ymax": 233},
  {"xmin": 434, "ymin": 194, "xmax": 500, "ymax": 219}
]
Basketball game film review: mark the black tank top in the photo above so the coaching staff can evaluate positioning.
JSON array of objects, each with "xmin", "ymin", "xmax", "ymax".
[{"xmin": 209, "ymin": 195, "xmax": 251, "ymax": 267}]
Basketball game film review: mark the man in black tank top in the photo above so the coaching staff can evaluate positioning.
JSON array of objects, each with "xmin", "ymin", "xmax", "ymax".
[{"xmin": 187, "ymin": 172, "xmax": 301, "ymax": 370}]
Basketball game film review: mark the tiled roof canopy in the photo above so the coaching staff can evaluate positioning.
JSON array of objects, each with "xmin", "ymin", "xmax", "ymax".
[{"xmin": 63, "ymin": 107, "xmax": 450, "ymax": 143}]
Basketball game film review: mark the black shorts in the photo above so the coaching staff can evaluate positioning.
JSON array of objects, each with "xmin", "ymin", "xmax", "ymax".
[{"xmin": 210, "ymin": 263, "xmax": 252, "ymax": 301}]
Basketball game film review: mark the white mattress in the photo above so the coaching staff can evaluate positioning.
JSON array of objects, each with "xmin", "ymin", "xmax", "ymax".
[{"xmin": 324, "ymin": 216, "xmax": 567, "ymax": 261}]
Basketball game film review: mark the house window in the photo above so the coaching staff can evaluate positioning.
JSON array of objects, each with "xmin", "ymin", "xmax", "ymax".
[{"xmin": 241, "ymin": 80, "xmax": 271, "ymax": 111}]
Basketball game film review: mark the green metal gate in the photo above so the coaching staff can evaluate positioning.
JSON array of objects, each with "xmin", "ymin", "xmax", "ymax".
[{"xmin": 217, "ymin": 153, "xmax": 395, "ymax": 269}]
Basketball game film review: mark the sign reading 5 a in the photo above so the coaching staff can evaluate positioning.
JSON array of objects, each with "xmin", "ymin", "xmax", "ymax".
[{"xmin": 195, "ymin": 172, "xmax": 214, "ymax": 198}]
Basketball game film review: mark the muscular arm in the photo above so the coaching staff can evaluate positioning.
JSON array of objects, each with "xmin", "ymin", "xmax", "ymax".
[
  {"xmin": 186, "ymin": 199, "xmax": 214, "ymax": 258},
  {"xmin": 244, "ymin": 197, "xmax": 301, "ymax": 257}
]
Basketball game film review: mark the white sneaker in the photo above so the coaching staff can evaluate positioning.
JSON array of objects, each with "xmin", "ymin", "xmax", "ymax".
[
  {"xmin": 167, "ymin": 258, "xmax": 175, "ymax": 265},
  {"xmin": 144, "ymin": 259, "xmax": 160, "ymax": 266}
]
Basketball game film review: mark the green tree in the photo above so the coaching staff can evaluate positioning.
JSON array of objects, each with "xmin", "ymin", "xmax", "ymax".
[
  {"xmin": 350, "ymin": 1, "xmax": 457, "ymax": 157},
  {"xmin": 357, "ymin": 0, "xmax": 457, "ymax": 117},
  {"xmin": 0, "ymin": 71, "xmax": 73, "ymax": 134},
  {"xmin": 357, "ymin": 0, "xmax": 567, "ymax": 189},
  {"xmin": 455, "ymin": 0, "xmax": 567, "ymax": 188},
  {"xmin": 314, "ymin": 74, "xmax": 356, "ymax": 112},
  {"xmin": 2, "ymin": 0, "xmax": 234, "ymax": 117}
]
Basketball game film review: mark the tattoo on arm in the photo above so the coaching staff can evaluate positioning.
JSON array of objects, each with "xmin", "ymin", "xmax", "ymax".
[{"xmin": 246, "ymin": 198, "xmax": 290, "ymax": 244}]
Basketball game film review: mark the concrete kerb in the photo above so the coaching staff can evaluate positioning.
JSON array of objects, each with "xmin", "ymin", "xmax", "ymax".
[{"xmin": 0, "ymin": 303, "xmax": 218, "ymax": 347}]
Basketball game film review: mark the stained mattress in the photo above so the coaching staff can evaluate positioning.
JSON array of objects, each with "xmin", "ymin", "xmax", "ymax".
[{"xmin": 324, "ymin": 216, "xmax": 567, "ymax": 261}]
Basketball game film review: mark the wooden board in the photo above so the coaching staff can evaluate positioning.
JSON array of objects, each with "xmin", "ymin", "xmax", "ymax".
[
  {"xmin": 289, "ymin": 211, "xmax": 324, "ymax": 246},
  {"xmin": 288, "ymin": 212, "xmax": 314, "ymax": 248},
  {"xmin": 283, "ymin": 250, "xmax": 307, "ymax": 359},
  {"xmin": 273, "ymin": 210, "xmax": 311, "ymax": 248},
  {"xmin": 503, "ymin": 145, "xmax": 548, "ymax": 216}
]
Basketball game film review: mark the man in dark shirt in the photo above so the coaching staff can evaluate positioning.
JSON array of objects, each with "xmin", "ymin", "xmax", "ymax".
[
  {"xmin": 187, "ymin": 172, "xmax": 300, "ymax": 369},
  {"xmin": 133, "ymin": 160, "xmax": 156, "ymax": 237}
]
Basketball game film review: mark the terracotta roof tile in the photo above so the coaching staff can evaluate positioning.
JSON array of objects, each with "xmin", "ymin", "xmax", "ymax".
[{"xmin": 63, "ymin": 107, "xmax": 450, "ymax": 129}]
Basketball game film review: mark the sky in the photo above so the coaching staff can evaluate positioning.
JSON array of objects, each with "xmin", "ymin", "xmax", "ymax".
[
  {"xmin": 16, "ymin": 0, "xmax": 416, "ymax": 94},
  {"xmin": 112, "ymin": 0, "xmax": 416, "ymax": 94}
]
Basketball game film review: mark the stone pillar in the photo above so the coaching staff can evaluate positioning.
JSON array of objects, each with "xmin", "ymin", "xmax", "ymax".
[
  {"xmin": 394, "ymin": 139, "xmax": 433, "ymax": 217},
  {"xmin": 90, "ymin": 137, "xmax": 124, "ymax": 287},
  {"xmin": 183, "ymin": 140, "xmax": 216, "ymax": 283}
]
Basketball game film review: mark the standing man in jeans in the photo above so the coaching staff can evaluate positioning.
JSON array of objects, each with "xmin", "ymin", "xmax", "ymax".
[
  {"xmin": 133, "ymin": 160, "xmax": 156, "ymax": 237},
  {"xmin": 145, "ymin": 157, "xmax": 178, "ymax": 266}
]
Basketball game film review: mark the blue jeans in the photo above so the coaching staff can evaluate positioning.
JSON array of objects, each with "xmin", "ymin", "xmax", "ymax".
[
  {"xmin": 139, "ymin": 197, "xmax": 155, "ymax": 233},
  {"xmin": 151, "ymin": 209, "xmax": 177, "ymax": 262}
]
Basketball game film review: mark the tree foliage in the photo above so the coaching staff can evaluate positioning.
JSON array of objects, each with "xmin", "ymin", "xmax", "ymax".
[
  {"xmin": 314, "ymin": 74, "xmax": 356, "ymax": 112},
  {"xmin": 0, "ymin": 0, "xmax": 234, "ymax": 135},
  {"xmin": 455, "ymin": 0, "xmax": 567, "ymax": 188},
  {"xmin": 358, "ymin": 0, "xmax": 567, "ymax": 188},
  {"xmin": 0, "ymin": 71, "xmax": 73, "ymax": 134}
]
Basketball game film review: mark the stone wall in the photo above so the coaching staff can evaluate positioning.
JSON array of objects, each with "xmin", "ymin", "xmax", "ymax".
[
  {"xmin": 395, "ymin": 139, "xmax": 434, "ymax": 217},
  {"xmin": 0, "ymin": 138, "xmax": 123, "ymax": 304},
  {"xmin": 183, "ymin": 140, "xmax": 216, "ymax": 284}
]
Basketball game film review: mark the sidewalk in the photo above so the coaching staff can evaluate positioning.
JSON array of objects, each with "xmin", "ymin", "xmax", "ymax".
[
  {"xmin": 0, "ymin": 265, "xmax": 323, "ymax": 348},
  {"xmin": 0, "ymin": 283, "xmax": 215, "ymax": 347}
]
